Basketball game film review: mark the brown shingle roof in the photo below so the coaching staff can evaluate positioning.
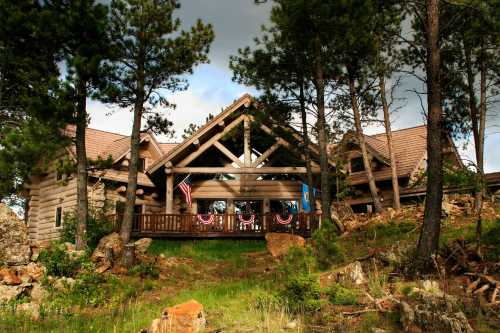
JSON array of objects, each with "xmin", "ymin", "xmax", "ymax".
[
  {"xmin": 64, "ymin": 125, "xmax": 178, "ymax": 162},
  {"xmin": 348, "ymin": 125, "xmax": 428, "ymax": 185},
  {"xmin": 90, "ymin": 169, "xmax": 155, "ymax": 187}
]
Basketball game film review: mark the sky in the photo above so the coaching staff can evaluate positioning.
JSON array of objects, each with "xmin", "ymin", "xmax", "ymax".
[{"xmin": 88, "ymin": 0, "xmax": 499, "ymax": 173}]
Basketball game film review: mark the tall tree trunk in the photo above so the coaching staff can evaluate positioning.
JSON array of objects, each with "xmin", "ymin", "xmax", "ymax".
[
  {"xmin": 378, "ymin": 73, "xmax": 400, "ymax": 210},
  {"xmin": 313, "ymin": 36, "xmax": 334, "ymax": 229},
  {"xmin": 120, "ymin": 41, "xmax": 145, "ymax": 244},
  {"xmin": 75, "ymin": 79, "xmax": 88, "ymax": 250},
  {"xmin": 464, "ymin": 41, "xmax": 482, "ymax": 216},
  {"xmin": 475, "ymin": 48, "xmax": 487, "ymax": 243},
  {"xmin": 415, "ymin": 0, "xmax": 443, "ymax": 270},
  {"xmin": 348, "ymin": 76, "xmax": 384, "ymax": 213},
  {"xmin": 298, "ymin": 80, "xmax": 315, "ymax": 213}
]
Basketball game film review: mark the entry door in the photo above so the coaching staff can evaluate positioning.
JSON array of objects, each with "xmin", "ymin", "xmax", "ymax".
[{"xmin": 234, "ymin": 200, "xmax": 263, "ymax": 231}]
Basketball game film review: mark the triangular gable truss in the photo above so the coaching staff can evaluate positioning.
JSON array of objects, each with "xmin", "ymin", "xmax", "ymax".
[
  {"xmin": 111, "ymin": 131, "xmax": 164, "ymax": 165},
  {"xmin": 148, "ymin": 94, "xmax": 329, "ymax": 175},
  {"xmin": 338, "ymin": 132, "xmax": 391, "ymax": 166}
]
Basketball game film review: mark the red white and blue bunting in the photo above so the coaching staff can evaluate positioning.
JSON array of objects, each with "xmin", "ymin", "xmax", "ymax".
[
  {"xmin": 275, "ymin": 213, "xmax": 293, "ymax": 225},
  {"xmin": 196, "ymin": 213, "xmax": 215, "ymax": 225},
  {"xmin": 237, "ymin": 213, "xmax": 255, "ymax": 225}
]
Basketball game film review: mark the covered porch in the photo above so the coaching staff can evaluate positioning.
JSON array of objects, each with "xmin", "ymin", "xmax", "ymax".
[
  {"xmin": 142, "ymin": 95, "xmax": 331, "ymax": 238},
  {"xmin": 129, "ymin": 212, "xmax": 321, "ymax": 238}
]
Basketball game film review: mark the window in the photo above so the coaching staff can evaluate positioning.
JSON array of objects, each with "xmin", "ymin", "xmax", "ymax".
[
  {"xmin": 55, "ymin": 207, "xmax": 62, "ymax": 227},
  {"xmin": 197, "ymin": 200, "xmax": 227, "ymax": 214},
  {"xmin": 138, "ymin": 158, "xmax": 146, "ymax": 172},
  {"xmin": 270, "ymin": 200, "xmax": 299, "ymax": 214},
  {"xmin": 350, "ymin": 157, "xmax": 365, "ymax": 173}
]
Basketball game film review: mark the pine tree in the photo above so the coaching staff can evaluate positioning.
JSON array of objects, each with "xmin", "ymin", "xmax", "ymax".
[
  {"xmin": 230, "ymin": 11, "xmax": 329, "ymax": 229},
  {"xmin": 102, "ymin": 0, "xmax": 214, "ymax": 244},
  {"xmin": 0, "ymin": 0, "xmax": 70, "ymax": 202}
]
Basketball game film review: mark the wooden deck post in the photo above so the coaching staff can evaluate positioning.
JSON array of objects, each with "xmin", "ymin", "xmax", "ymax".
[
  {"xmin": 166, "ymin": 173, "xmax": 174, "ymax": 214},
  {"xmin": 263, "ymin": 199, "xmax": 270, "ymax": 232},
  {"xmin": 244, "ymin": 116, "xmax": 251, "ymax": 167}
]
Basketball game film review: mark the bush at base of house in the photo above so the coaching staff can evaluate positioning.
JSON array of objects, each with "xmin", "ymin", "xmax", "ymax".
[
  {"xmin": 60, "ymin": 209, "xmax": 114, "ymax": 250},
  {"xmin": 38, "ymin": 242, "xmax": 91, "ymax": 278}
]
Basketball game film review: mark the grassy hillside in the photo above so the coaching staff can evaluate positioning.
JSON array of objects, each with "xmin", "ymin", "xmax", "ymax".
[{"xmin": 1, "ymin": 204, "xmax": 499, "ymax": 332}]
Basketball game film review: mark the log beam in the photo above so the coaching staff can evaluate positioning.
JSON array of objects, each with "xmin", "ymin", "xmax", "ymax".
[
  {"xmin": 213, "ymin": 141, "xmax": 244, "ymax": 167},
  {"xmin": 177, "ymin": 114, "xmax": 245, "ymax": 167},
  {"xmin": 172, "ymin": 166, "xmax": 320, "ymax": 174},
  {"xmin": 251, "ymin": 140, "xmax": 281, "ymax": 167}
]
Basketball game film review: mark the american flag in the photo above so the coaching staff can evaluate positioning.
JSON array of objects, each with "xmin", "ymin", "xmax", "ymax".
[{"xmin": 178, "ymin": 175, "xmax": 192, "ymax": 207}]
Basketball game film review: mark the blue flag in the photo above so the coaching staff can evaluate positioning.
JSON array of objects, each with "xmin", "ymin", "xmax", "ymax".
[{"xmin": 302, "ymin": 183, "xmax": 317, "ymax": 213}]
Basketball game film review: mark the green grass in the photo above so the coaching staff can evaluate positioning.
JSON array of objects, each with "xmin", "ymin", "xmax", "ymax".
[
  {"xmin": 0, "ymin": 278, "xmax": 295, "ymax": 333},
  {"xmin": 148, "ymin": 239, "xmax": 266, "ymax": 262}
]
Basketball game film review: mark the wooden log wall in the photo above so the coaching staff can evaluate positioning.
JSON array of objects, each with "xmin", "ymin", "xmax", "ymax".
[
  {"xmin": 27, "ymin": 164, "xmax": 164, "ymax": 244},
  {"xmin": 191, "ymin": 180, "xmax": 302, "ymax": 199}
]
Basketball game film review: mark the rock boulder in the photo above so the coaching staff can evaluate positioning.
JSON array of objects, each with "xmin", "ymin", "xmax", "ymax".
[
  {"xmin": 0, "ymin": 267, "xmax": 21, "ymax": 285},
  {"xmin": 148, "ymin": 299, "xmax": 206, "ymax": 333},
  {"xmin": 320, "ymin": 261, "xmax": 366, "ymax": 287},
  {"xmin": 400, "ymin": 284, "xmax": 473, "ymax": 333},
  {"xmin": 135, "ymin": 238, "xmax": 153, "ymax": 256},
  {"xmin": 91, "ymin": 232, "xmax": 124, "ymax": 264},
  {"xmin": 265, "ymin": 232, "xmax": 305, "ymax": 258},
  {"xmin": 0, "ymin": 204, "xmax": 31, "ymax": 265}
]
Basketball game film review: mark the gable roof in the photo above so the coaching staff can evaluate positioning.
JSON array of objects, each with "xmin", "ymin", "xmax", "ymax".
[
  {"xmin": 347, "ymin": 125, "xmax": 429, "ymax": 185},
  {"xmin": 64, "ymin": 125, "xmax": 178, "ymax": 161},
  {"xmin": 147, "ymin": 94, "xmax": 254, "ymax": 173},
  {"xmin": 147, "ymin": 94, "xmax": 335, "ymax": 174}
]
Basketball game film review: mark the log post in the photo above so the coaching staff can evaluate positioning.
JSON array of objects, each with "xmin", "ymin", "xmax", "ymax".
[
  {"xmin": 166, "ymin": 174, "xmax": 174, "ymax": 214},
  {"xmin": 244, "ymin": 116, "xmax": 251, "ymax": 167},
  {"xmin": 263, "ymin": 199, "xmax": 270, "ymax": 232}
]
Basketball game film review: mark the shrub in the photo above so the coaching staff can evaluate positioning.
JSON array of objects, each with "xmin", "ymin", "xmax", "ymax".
[
  {"xmin": 280, "ymin": 273, "xmax": 322, "ymax": 313},
  {"xmin": 38, "ymin": 242, "xmax": 83, "ymax": 277},
  {"xmin": 279, "ymin": 246, "xmax": 316, "ymax": 277},
  {"xmin": 68, "ymin": 272, "xmax": 107, "ymax": 307},
  {"xmin": 482, "ymin": 219, "xmax": 500, "ymax": 260},
  {"xmin": 129, "ymin": 262, "xmax": 160, "ymax": 279},
  {"xmin": 326, "ymin": 283, "xmax": 358, "ymax": 305},
  {"xmin": 312, "ymin": 221, "xmax": 344, "ymax": 270},
  {"xmin": 61, "ymin": 208, "xmax": 114, "ymax": 250}
]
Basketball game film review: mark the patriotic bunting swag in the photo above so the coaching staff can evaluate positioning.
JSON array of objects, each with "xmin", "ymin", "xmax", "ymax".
[
  {"xmin": 196, "ymin": 214, "xmax": 215, "ymax": 225},
  {"xmin": 275, "ymin": 213, "xmax": 293, "ymax": 225},
  {"xmin": 237, "ymin": 213, "xmax": 255, "ymax": 225}
]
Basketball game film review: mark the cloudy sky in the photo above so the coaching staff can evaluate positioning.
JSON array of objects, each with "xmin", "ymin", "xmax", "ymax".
[{"xmin": 88, "ymin": 0, "xmax": 499, "ymax": 172}]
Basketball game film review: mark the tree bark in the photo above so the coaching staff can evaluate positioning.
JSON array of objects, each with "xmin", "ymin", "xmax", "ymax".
[
  {"xmin": 415, "ymin": 0, "xmax": 443, "ymax": 271},
  {"xmin": 75, "ymin": 78, "xmax": 88, "ymax": 250},
  {"xmin": 378, "ymin": 73, "xmax": 401, "ymax": 210},
  {"xmin": 313, "ymin": 36, "xmax": 334, "ymax": 229},
  {"xmin": 475, "ymin": 48, "xmax": 487, "ymax": 243},
  {"xmin": 120, "ymin": 36, "xmax": 146, "ymax": 244},
  {"xmin": 348, "ymin": 76, "xmax": 384, "ymax": 213},
  {"xmin": 299, "ymin": 80, "xmax": 315, "ymax": 213},
  {"xmin": 464, "ymin": 40, "xmax": 482, "ymax": 216}
]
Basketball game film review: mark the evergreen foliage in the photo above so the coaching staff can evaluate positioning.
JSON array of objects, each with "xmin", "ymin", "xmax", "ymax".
[{"xmin": 100, "ymin": 0, "xmax": 214, "ymax": 242}]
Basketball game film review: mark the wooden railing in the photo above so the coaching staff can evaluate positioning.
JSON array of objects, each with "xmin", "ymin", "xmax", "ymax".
[{"xmin": 112, "ymin": 213, "xmax": 321, "ymax": 238}]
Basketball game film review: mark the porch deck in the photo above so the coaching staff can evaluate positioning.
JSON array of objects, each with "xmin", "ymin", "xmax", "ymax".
[{"xmin": 124, "ymin": 213, "xmax": 321, "ymax": 238}]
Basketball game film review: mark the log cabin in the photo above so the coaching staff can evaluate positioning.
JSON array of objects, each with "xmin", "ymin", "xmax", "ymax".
[
  {"xmin": 26, "ymin": 94, "xmax": 329, "ymax": 243},
  {"xmin": 25, "ymin": 93, "xmax": 493, "ymax": 243},
  {"xmin": 335, "ymin": 125, "xmax": 464, "ymax": 212}
]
